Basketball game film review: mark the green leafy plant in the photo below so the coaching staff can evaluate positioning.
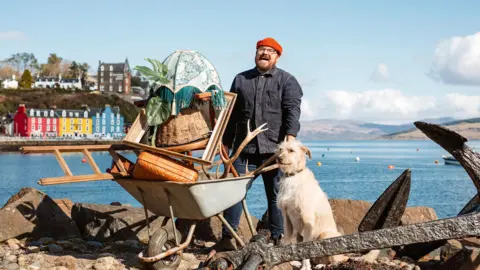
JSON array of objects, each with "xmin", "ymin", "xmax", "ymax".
[
  {"xmin": 145, "ymin": 96, "xmax": 171, "ymax": 126},
  {"xmin": 134, "ymin": 58, "xmax": 170, "ymax": 85}
]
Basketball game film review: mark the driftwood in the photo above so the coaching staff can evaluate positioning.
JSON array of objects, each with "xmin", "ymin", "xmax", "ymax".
[{"xmin": 203, "ymin": 121, "xmax": 480, "ymax": 269}]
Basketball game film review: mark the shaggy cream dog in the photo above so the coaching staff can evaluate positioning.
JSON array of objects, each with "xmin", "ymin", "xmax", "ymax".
[{"xmin": 276, "ymin": 140, "xmax": 348, "ymax": 270}]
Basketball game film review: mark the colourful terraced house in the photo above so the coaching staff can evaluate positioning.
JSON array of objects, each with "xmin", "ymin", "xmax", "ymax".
[{"xmin": 12, "ymin": 104, "xmax": 125, "ymax": 138}]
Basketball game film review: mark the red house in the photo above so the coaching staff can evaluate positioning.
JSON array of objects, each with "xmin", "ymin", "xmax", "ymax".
[
  {"xmin": 13, "ymin": 105, "xmax": 60, "ymax": 137},
  {"xmin": 13, "ymin": 104, "xmax": 28, "ymax": 136}
]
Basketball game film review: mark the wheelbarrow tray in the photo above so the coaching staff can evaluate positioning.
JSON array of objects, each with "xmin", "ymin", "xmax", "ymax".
[{"xmin": 115, "ymin": 174, "xmax": 255, "ymax": 220}]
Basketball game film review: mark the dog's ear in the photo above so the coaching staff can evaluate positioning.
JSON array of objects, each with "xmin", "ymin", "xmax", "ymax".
[{"xmin": 300, "ymin": 145, "xmax": 312, "ymax": 160}]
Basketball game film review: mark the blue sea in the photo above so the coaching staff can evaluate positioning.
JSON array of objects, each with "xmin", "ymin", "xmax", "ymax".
[{"xmin": 0, "ymin": 140, "xmax": 478, "ymax": 219}]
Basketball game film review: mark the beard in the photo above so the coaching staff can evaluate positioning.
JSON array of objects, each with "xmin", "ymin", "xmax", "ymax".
[{"xmin": 255, "ymin": 54, "xmax": 275, "ymax": 71}]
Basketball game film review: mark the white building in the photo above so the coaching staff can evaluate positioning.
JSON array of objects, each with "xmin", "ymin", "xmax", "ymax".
[
  {"xmin": 1, "ymin": 75, "xmax": 18, "ymax": 89},
  {"xmin": 59, "ymin": 75, "xmax": 82, "ymax": 90},
  {"xmin": 34, "ymin": 74, "xmax": 60, "ymax": 88}
]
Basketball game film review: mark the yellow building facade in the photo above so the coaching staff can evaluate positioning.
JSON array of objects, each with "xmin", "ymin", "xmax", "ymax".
[{"xmin": 57, "ymin": 109, "xmax": 93, "ymax": 137}]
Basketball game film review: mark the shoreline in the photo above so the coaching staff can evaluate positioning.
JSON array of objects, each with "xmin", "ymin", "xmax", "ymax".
[{"xmin": 0, "ymin": 139, "xmax": 123, "ymax": 152}]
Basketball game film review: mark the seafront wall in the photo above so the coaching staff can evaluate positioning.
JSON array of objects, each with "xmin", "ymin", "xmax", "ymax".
[{"xmin": 0, "ymin": 138, "xmax": 120, "ymax": 152}]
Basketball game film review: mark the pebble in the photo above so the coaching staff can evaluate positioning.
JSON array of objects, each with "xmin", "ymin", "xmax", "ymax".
[
  {"xmin": 17, "ymin": 255, "xmax": 27, "ymax": 266},
  {"xmin": 69, "ymin": 238, "xmax": 85, "ymax": 245},
  {"xmin": 7, "ymin": 239, "xmax": 21, "ymax": 250},
  {"xmin": 56, "ymin": 241, "xmax": 73, "ymax": 249},
  {"xmin": 27, "ymin": 261, "xmax": 41, "ymax": 270},
  {"xmin": 86, "ymin": 241, "xmax": 103, "ymax": 248},
  {"xmin": 38, "ymin": 237, "xmax": 54, "ymax": 245},
  {"xmin": 26, "ymin": 246, "xmax": 40, "ymax": 253},
  {"xmin": 26, "ymin": 241, "xmax": 42, "ymax": 247},
  {"xmin": 6, "ymin": 254, "xmax": 18, "ymax": 263},
  {"xmin": 4, "ymin": 263, "xmax": 20, "ymax": 270},
  {"xmin": 55, "ymin": 267, "xmax": 69, "ymax": 270},
  {"xmin": 204, "ymin": 242, "xmax": 216, "ymax": 248},
  {"xmin": 48, "ymin": 244, "xmax": 63, "ymax": 254},
  {"xmin": 124, "ymin": 240, "xmax": 139, "ymax": 247},
  {"xmin": 93, "ymin": 256, "xmax": 120, "ymax": 270},
  {"xmin": 0, "ymin": 244, "xmax": 6, "ymax": 255}
]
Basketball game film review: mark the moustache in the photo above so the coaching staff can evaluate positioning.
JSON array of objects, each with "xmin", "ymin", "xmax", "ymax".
[{"xmin": 257, "ymin": 54, "xmax": 271, "ymax": 61}]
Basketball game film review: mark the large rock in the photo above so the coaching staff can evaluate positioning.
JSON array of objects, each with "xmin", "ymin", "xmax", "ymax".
[
  {"xmin": 256, "ymin": 199, "xmax": 438, "ymax": 236},
  {"xmin": 0, "ymin": 188, "xmax": 80, "ymax": 242},
  {"xmin": 71, "ymin": 203, "xmax": 165, "ymax": 243},
  {"xmin": 176, "ymin": 213, "xmax": 259, "ymax": 244}
]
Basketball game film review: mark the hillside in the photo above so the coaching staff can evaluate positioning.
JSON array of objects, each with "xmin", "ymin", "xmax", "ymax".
[
  {"xmin": 381, "ymin": 118, "xmax": 480, "ymax": 140},
  {"xmin": 0, "ymin": 89, "xmax": 140, "ymax": 123},
  {"xmin": 297, "ymin": 117, "xmax": 455, "ymax": 140}
]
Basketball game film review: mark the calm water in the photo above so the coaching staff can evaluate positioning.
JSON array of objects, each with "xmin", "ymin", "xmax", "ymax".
[{"xmin": 1, "ymin": 140, "xmax": 478, "ymax": 219}]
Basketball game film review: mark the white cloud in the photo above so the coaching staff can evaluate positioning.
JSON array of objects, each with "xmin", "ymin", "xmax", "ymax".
[
  {"xmin": 370, "ymin": 63, "xmax": 391, "ymax": 83},
  {"xmin": 0, "ymin": 30, "xmax": 27, "ymax": 41},
  {"xmin": 428, "ymin": 32, "xmax": 480, "ymax": 85},
  {"xmin": 302, "ymin": 89, "xmax": 480, "ymax": 124}
]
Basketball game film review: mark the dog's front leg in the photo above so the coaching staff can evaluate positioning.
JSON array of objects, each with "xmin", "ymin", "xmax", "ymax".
[{"xmin": 282, "ymin": 213, "xmax": 294, "ymax": 245}]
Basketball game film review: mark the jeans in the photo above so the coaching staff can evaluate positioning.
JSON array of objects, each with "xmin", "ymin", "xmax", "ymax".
[{"xmin": 221, "ymin": 152, "xmax": 284, "ymax": 239}]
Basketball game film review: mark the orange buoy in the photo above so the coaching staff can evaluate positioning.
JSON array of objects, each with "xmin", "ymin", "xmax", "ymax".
[
  {"xmin": 388, "ymin": 165, "xmax": 395, "ymax": 169},
  {"xmin": 82, "ymin": 158, "xmax": 87, "ymax": 163},
  {"xmin": 434, "ymin": 160, "xmax": 439, "ymax": 164}
]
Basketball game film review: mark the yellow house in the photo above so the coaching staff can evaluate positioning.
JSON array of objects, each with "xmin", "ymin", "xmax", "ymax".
[{"xmin": 57, "ymin": 108, "xmax": 93, "ymax": 137}]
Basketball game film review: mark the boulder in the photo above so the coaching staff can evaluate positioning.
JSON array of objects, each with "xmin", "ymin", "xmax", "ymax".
[
  {"xmin": 176, "ymin": 213, "xmax": 259, "ymax": 244},
  {"xmin": 52, "ymin": 199, "xmax": 74, "ymax": 219},
  {"xmin": 0, "ymin": 188, "xmax": 80, "ymax": 242},
  {"xmin": 256, "ymin": 199, "xmax": 438, "ymax": 236},
  {"xmin": 71, "ymin": 203, "xmax": 165, "ymax": 243}
]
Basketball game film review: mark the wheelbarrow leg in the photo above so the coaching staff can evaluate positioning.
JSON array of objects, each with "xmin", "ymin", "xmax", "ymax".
[
  {"xmin": 242, "ymin": 199, "xmax": 257, "ymax": 237},
  {"xmin": 217, "ymin": 214, "xmax": 246, "ymax": 247},
  {"xmin": 166, "ymin": 190, "xmax": 179, "ymax": 246}
]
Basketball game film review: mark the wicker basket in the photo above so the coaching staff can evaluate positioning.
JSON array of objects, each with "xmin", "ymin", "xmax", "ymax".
[
  {"xmin": 132, "ymin": 151, "xmax": 198, "ymax": 183},
  {"xmin": 155, "ymin": 105, "xmax": 211, "ymax": 147}
]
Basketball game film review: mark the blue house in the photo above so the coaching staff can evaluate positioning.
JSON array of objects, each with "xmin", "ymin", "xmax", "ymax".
[{"xmin": 92, "ymin": 104, "xmax": 125, "ymax": 139}]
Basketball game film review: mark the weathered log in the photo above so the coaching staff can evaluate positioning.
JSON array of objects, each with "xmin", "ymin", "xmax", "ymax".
[
  {"xmin": 358, "ymin": 169, "xmax": 411, "ymax": 232},
  {"xmin": 414, "ymin": 121, "xmax": 480, "ymax": 192},
  {"xmin": 210, "ymin": 212, "xmax": 480, "ymax": 269}
]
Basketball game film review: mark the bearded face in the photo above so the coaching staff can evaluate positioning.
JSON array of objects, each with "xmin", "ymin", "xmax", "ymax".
[{"xmin": 255, "ymin": 46, "xmax": 280, "ymax": 72}]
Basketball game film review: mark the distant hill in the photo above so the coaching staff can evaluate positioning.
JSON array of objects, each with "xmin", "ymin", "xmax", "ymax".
[
  {"xmin": 0, "ymin": 89, "xmax": 140, "ymax": 123},
  {"xmin": 381, "ymin": 117, "xmax": 480, "ymax": 140},
  {"xmin": 297, "ymin": 117, "xmax": 456, "ymax": 140}
]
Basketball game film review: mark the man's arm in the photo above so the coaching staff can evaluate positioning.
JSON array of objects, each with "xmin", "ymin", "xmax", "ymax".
[
  {"xmin": 282, "ymin": 76, "xmax": 303, "ymax": 140},
  {"xmin": 222, "ymin": 76, "xmax": 239, "ymax": 153}
]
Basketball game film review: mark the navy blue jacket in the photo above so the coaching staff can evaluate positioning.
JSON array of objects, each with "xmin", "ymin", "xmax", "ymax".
[{"xmin": 222, "ymin": 66, "xmax": 303, "ymax": 154}]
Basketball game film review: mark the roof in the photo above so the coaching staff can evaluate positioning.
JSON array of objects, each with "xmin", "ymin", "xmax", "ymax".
[
  {"xmin": 36, "ymin": 77, "xmax": 59, "ymax": 82},
  {"xmin": 98, "ymin": 58, "xmax": 130, "ymax": 73},
  {"xmin": 60, "ymin": 78, "xmax": 79, "ymax": 83},
  {"xmin": 28, "ymin": 108, "xmax": 61, "ymax": 118}
]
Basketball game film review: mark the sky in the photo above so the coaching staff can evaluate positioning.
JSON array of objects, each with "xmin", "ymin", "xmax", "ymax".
[{"xmin": 1, "ymin": 0, "xmax": 480, "ymax": 124}]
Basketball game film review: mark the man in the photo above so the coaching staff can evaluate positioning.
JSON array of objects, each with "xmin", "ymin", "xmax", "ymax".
[{"xmin": 216, "ymin": 37, "xmax": 303, "ymax": 251}]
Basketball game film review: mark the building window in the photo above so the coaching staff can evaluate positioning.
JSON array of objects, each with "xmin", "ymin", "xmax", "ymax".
[
  {"xmin": 47, "ymin": 118, "xmax": 50, "ymax": 124},
  {"xmin": 30, "ymin": 110, "xmax": 34, "ymax": 116},
  {"xmin": 70, "ymin": 125, "xmax": 73, "ymax": 131},
  {"xmin": 63, "ymin": 126, "xmax": 66, "ymax": 131},
  {"xmin": 101, "ymin": 65, "xmax": 104, "ymax": 71},
  {"xmin": 116, "ymin": 119, "xmax": 120, "ymax": 125},
  {"xmin": 62, "ymin": 110, "xmax": 66, "ymax": 117},
  {"xmin": 86, "ymin": 119, "xmax": 89, "ymax": 124},
  {"xmin": 110, "ymin": 65, "xmax": 113, "ymax": 71},
  {"xmin": 38, "ymin": 124, "xmax": 42, "ymax": 130},
  {"xmin": 31, "ymin": 124, "xmax": 35, "ymax": 130},
  {"xmin": 109, "ymin": 85, "xmax": 112, "ymax": 91},
  {"xmin": 111, "ymin": 119, "xmax": 114, "ymax": 125},
  {"xmin": 79, "ymin": 119, "xmax": 83, "ymax": 125},
  {"xmin": 75, "ymin": 112, "xmax": 79, "ymax": 117},
  {"xmin": 50, "ymin": 110, "xmax": 54, "ymax": 117},
  {"xmin": 102, "ymin": 113, "xmax": 105, "ymax": 118},
  {"xmin": 109, "ymin": 78, "xmax": 112, "ymax": 83},
  {"xmin": 70, "ymin": 119, "xmax": 74, "ymax": 125},
  {"xmin": 100, "ymin": 85, "xmax": 104, "ymax": 91},
  {"xmin": 116, "ymin": 126, "xmax": 120, "ymax": 132},
  {"xmin": 36, "ymin": 111, "xmax": 40, "ymax": 117},
  {"xmin": 119, "ymin": 85, "xmax": 122, "ymax": 92},
  {"xmin": 86, "ymin": 126, "xmax": 89, "ymax": 131},
  {"xmin": 32, "ymin": 118, "xmax": 35, "ymax": 123},
  {"xmin": 44, "ymin": 111, "xmax": 47, "ymax": 117},
  {"xmin": 84, "ymin": 111, "xmax": 88, "ymax": 118},
  {"xmin": 69, "ymin": 112, "xmax": 73, "ymax": 117},
  {"xmin": 47, "ymin": 124, "xmax": 50, "ymax": 131},
  {"xmin": 101, "ymin": 78, "xmax": 104, "ymax": 83},
  {"xmin": 53, "ymin": 125, "xmax": 56, "ymax": 131},
  {"xmin": 102, "ymin": 119, "xmax": 106, "ymax": 125},
  {"xmin": 96, "ymin": 127, "xmax": 100, "ymax": 132},
  {"xmin": 96, "ymin": 119, "xmax": 100, "ymax": 125}
]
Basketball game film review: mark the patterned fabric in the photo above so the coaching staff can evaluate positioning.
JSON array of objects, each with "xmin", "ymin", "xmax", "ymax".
[{"xmin": 161, "ymin": 50, "xmax": 223, "ymax": 93}]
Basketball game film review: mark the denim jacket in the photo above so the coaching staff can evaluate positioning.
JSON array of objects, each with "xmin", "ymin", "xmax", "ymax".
[{"xmin": 222, "ymin": 66, "xmax": 303, "ymax": 154}]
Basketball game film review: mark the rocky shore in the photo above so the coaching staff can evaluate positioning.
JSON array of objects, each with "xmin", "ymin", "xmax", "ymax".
[{"xmin": 0, "ymin": 187, "xmax": 479, "ymax": 270}]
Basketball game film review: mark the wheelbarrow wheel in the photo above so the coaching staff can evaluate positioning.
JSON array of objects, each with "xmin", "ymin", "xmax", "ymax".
[{"xmin": 148, "ymin": 227, "xmax": 182, "ymax": 270}]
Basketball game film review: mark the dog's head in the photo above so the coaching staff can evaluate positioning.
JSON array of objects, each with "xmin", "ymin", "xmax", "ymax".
[{"xmin": 275, "ymin": 140, "xmax": 312, "ymax": 175}]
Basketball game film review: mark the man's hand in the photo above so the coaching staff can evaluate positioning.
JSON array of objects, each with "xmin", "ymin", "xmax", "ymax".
[{"xmin": 286, "ymin": 135, "xmax": 296, "ymax": 142}]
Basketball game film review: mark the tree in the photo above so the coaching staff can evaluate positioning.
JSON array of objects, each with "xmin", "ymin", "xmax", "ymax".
[
  {"xmin": 19, "ymin": 70, "xmax": 33, "ymax": 89},
  {"xmin": 3, "ymin": 53, "xmax": 38, "ymax": 73},
  {"xmin": 40, "ymin": 53, "xmax": 63, "ymax": 76}
]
